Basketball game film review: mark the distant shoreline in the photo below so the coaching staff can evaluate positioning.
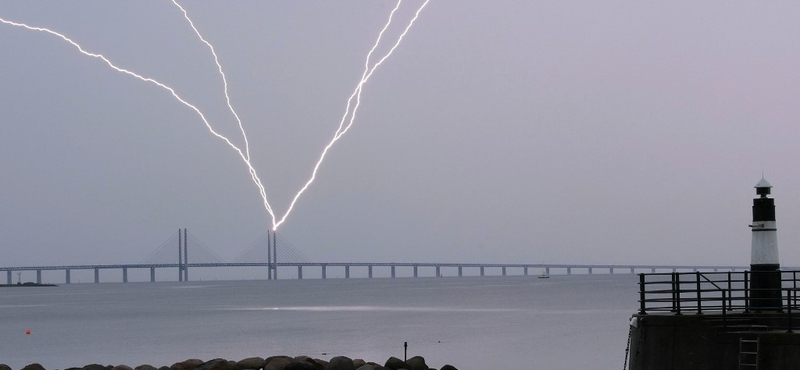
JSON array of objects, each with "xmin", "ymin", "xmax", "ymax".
[{"xmin": 0, "ymin": 282, "xmax": 58, "ymax": 288}]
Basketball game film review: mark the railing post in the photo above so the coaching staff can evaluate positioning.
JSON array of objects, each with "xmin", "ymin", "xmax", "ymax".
[
  {"xmin": 639, "ymin": 273, "xmax": 647, "ymax": 314},
  {"xmin": 787, "ymin": 289, "xmax": 793, "ymax": 333},
  {"xmin": 675, "ymin": 272, "xmax": 682, "ymax": 315},
  {"xmin": 727, "ymin": 271, "xmax": 732, "ymax": 311},
  {"xmin": 722, "ymin": 290, "xmax": 727, "ymax": 330},
  {"xmin": 696, "ymin": 272, "xmax": 703, "ymax": 314},
  {"xmin": 744, "ymin": 270, "xmax": 750, "ymax": 313}
]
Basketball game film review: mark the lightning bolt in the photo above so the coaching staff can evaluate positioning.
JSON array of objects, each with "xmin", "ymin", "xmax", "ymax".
[
  {"xmin": 0, "ymin": 16, "xmax": 278, "ymax": 224},
  {"xmin": 276, "ymin": 0, "xmax": 431, "ymax": 228},
  {"xmin": 0, "ymin": 0, "xmax": 430, "ymax": 231}
]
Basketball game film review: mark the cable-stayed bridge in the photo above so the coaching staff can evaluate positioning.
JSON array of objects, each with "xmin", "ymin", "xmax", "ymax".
[{"xmin": 1, "ymin": 229, "xmax": 749, "ymax": 284}]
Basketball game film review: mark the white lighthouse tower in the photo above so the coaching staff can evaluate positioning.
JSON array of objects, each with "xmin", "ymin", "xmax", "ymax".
[{"xmin": 749, "ymin": 177, "xmax": 782, "ymax": 310}]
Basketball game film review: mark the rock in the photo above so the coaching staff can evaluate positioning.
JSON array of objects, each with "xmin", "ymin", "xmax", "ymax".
[
  {"xmin": 406, "ymin": 357, "xmax": 428, "ymax": 370},
  {"xmin": 134, "ymin": 365, "xmax": 158, "ymax": 370},
  {"xmin": 440, "ymin": 366, "xmax": 458, "ymax": 370},
  {"xmin": 355, "ymin": 365, "xmax": 375, "ymax": 370},
  {"xmin": 237, "ymin": 357, "xmax": 265, "ymax": 370},
  {"xmin": 0, "ymin": 364, "xmax": 11, "ymax": 370},
  {"xmin": 82, "ymin": 364, "xmax": 110, "ymax": 370},
  {"xmin": 289, "ymin": 357, "xmax": 322, "ymax": 370},
  {"xmin": 284, "ymin": 362, "xmax": 315, "ymax": 370},
  {"xmin": 112, "ymin": 365, "xmax": 134, "ymax": 370},
  {"xmin": 383, "ymin": 358, "xmax": 406, "ymax": 370},
  {"xmin": 171, "ymin": 360, "xmax": 204, "ymax": 370},
  {"xmin": 158, "ymin": 367, "xmax": 172, "ymax": 370},
  {"xmin": 195, "ymin": 359, "xmax": 233, "ymax": 370},
  {"xmin": 325, "ymin": 357, "xmax": 354, "ymax": 370},
  {"xmin": 264, "ymin": 357, "xmax": 291, "ymax": 370},
  {"xmin": 22, "ymin": 364, "xmax": 46, "ymax": 370},
  {"xmin": 311, "ymin": 359, "xmax": 327, "ymax": 369},
  {"xmin": 352, "ymin": 360, "xmax": 366, "ymax": 369}
]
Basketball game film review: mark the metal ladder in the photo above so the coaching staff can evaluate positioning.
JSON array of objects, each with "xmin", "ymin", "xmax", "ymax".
[{"xmin": 739, "ymin": 337, "xmax": 760, "ymax": 369}]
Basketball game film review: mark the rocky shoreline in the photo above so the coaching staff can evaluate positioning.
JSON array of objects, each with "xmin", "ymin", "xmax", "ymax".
[{"xmin": 1, "ymin": 355, "xmax": 458, "ymax": 370}]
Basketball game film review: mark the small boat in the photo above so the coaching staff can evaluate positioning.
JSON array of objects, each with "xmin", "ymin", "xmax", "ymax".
[{"xmin": 538, "ymin": 274, "xmax": 550, "ymax": 279}]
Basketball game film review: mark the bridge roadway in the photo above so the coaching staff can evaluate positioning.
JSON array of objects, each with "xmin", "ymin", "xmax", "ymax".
[{"xmin": 0, "ymin": 262, "xmax": 749, "ymax": 284}]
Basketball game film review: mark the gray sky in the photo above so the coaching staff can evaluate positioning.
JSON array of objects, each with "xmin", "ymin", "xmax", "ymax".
[{"xmin": 2, "ymin": 1, "xmax": 800, "ymax": 271}]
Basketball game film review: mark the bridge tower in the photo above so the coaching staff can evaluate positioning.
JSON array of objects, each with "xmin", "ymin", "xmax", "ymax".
[{"xmin": 749, "ymin": 177, "xmax": 781, "ymax": 310}]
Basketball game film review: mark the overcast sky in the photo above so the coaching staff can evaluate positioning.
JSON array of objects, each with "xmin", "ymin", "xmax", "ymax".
[{"xmin": 2, "ymin": 1, "xmax": 800, "ymax": 274}]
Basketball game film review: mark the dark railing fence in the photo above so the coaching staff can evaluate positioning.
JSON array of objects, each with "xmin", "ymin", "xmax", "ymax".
[{"xmin": 638, "ymin": 270, "xmax": 800, "ymax": 332}]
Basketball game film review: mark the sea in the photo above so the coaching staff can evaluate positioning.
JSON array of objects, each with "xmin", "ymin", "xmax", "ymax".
[{"xmin": 0, "ymin": 274, "xmax": 637, "ymax": 370}]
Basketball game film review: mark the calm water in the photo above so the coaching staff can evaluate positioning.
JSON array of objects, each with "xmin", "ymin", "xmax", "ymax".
[{"xmin": 0, "ymin": 274, "xmax": 637, "ymax": 370}]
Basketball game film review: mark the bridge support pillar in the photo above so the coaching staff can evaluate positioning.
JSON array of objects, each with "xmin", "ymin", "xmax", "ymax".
[
  {"xmin": 630, "ymin": 267, "xmax": 635, "ymax": 274},
  {"xmin": 567, "ymin": 267, "xmax": 572, "ymax": 275},
  {"xmin": 413, "ymin": 265, "xmax": 418, "ymax": 278},
  {"xmin": 436, "ymin": 265, "xmax": 441, "ymax": 277},
  {"xmin": 651, "ymin": 268, "xmax": 656, "ymax": 273},
  {"xmin": 524, "ymin": 267, "xmax": 528, "ymax": 276},
  {"xmin": 610, "ymin": 267, "xmax": 614, "ymax": 274},
  {"xmin": 545, "ymin": 267, "xmax": 550, "ymax": 276},
  {"xmin": 123, "ymin": 267, "xmax": 128, "ymax": 283},
  {"xmin": 94, "ymin": 268, "xmax": 99, "ymax": 284},
  {"xmin": 458, "ymin": 266, "xmax": 463, "ymax": 277},
  {"xmin": 588, "ymin": 267, "xmax": 593, "ymax": 275},
  {"xmin": 150, "ymin": 267, "xmax": 155, "ymax": 282},
  {"xmin": 391, "ymin": 266, "xmax": 396, "ymax": 278},
  {"xmin": 345, "ymin": 266, "xmax": 350, "ymax": 279},
  {"xmin": 480, "ymin": 266, "xmax": 485, "ymax": 277},
  {"xmin": 502, "ymin": 267, "xmax": 507, "ymax": 276},
  {"xmin": 322, "ymin": 264, "xmax": 327, "ymax": 279},
  {"xmin": 368, "ymin": 265, "xmax": 373, "ymax": 278},
  {"xmin": 66, "ymin": 269, "xmax": 71, "ymax": 284},
  {"xmin": 36, "ymin": 270, "xmax": 41, "ymax": 284},
  {"xmin": 298, "ymin": 266, "xmax": 303, "ymax": 280},
  {"xmin": 6, "ymin": 270, "xmax": 11, "ymax": 284}
]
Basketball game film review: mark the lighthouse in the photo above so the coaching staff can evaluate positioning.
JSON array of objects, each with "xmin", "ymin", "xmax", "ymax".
[{"xmin": 749, "ymin": 177, "xmax": 782, "ymax": 310}]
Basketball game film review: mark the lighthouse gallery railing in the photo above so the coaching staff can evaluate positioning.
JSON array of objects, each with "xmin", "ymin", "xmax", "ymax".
[{"xmin": 637, "ymin": 270, "xmax": 800, "ymax": 331}]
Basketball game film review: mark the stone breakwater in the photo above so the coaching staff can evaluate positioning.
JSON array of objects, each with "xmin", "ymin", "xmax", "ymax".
[{"xmin": 1, "ymin": 355, "xmax": 458, "ymax": 370}]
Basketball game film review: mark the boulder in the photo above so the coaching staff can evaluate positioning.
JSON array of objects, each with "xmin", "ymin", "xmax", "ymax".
[
  {"xmin": 0, "ymin": 364, "xmax": 12, "ymax": 370},
  {"xmin": 355, "ymin": 366, "xmax": 375, "ymax": 370},
  {"xmin": 352, "ymin": 360, "xmax": 366, "ymax": 369},
  {"xmin": 383, "ymin": 358, "xmax": 406, "ymax": 370},
  {"xmin": 325, "ymin": 357, "xmax": 354, "ymax": 370},
  {"xmin": 440, "ymin": 366, "xmax": 458, "ymax": 370},
  {"xmin": 112, "ymin": 365, "xmax": 133, "ymax": 370},
  {"xmin": 290, "ymin": 357, "xmax": 322, "ymax": 370},
  {"xmin": 82, "ymin": 364, "xmax": 110, "ymax": 370},
  {"xmin": 158, "ymin": 367, "xmax": 172, "ymax": 370},
  {"xmin": 22, "ymin": 364, "xmax": 46, "ymax": 370},
  {"xmin": 264, "ymin": 357, "xmax": 291, "ymax": 370},
  {"xmin": 311, "ymin": 359, "xmax": 328, "ymax": 369},
  {"xmin": 171, "ymin": 360, "xmax": 204, "ymax": 370},
  {"xmin": 195, "ymin": 359, "xmax": 233, "ymax": 370},
  {"xmin": 237, "ymin": 357, "xmax": 265, "ymax": 370},
  {"xmin": 406, "ymin": 357, "xmax": 428, "ymax": 370},
  {"xmin": 284, "ymin": 362, "xmax": 315, "ymax": 370},
  {"xmin": 134, "ymin": 365, "xmax": 158, "ymax": 370}
]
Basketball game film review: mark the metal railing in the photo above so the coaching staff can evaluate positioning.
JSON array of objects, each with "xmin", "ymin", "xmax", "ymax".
[{"xmin": 638, "ymin": 270, "xmax": 800, "ymax": 332}]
